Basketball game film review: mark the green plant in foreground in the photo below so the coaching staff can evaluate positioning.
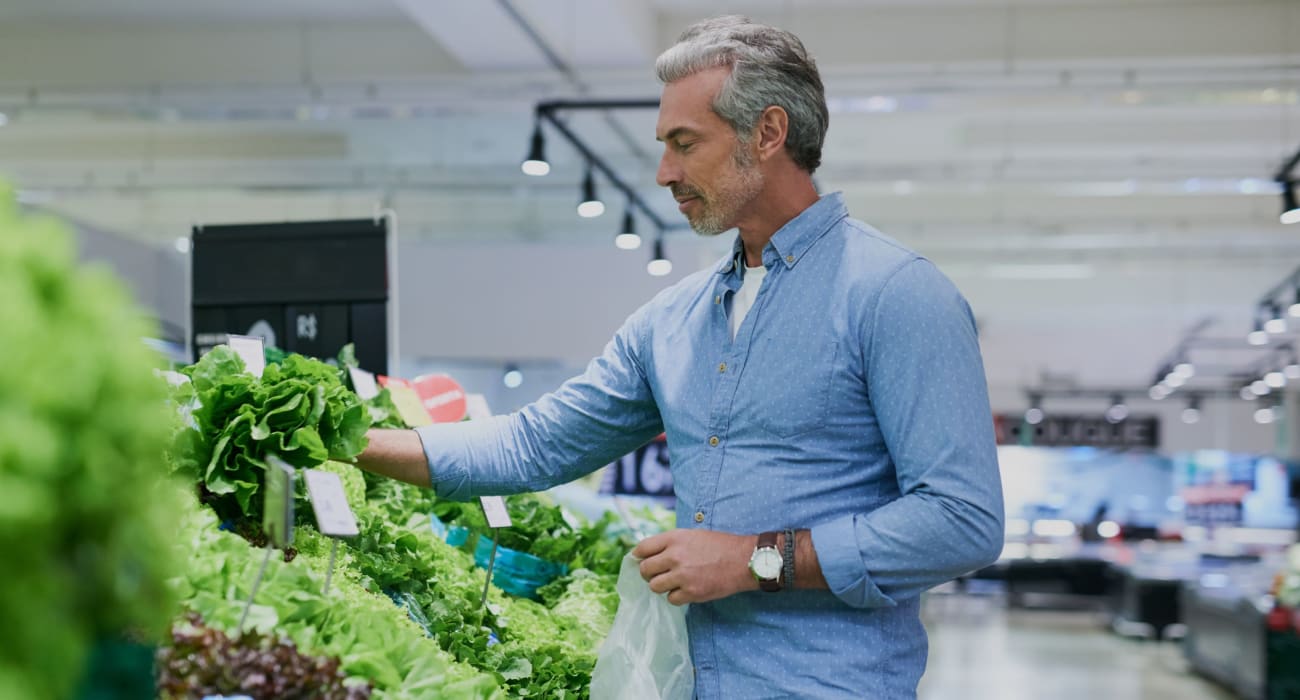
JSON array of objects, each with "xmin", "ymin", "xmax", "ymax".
[{"xmin": 0, "ymin": 188, "xmax": 184, "ymax": 699}]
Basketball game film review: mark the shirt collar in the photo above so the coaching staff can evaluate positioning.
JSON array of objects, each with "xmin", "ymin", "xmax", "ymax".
[{"xmin": 715, "ymin": 192, "xmax": 849, "ymax": 275}]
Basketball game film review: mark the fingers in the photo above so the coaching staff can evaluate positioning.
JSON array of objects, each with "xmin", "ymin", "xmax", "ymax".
[
  {"xmin": 631, "ymin": 531, "xmax": 671, "ymax": 560},
  {"xmin": 648, "ymin": 571, "xmax": 679, "ymax": 596},
  {"xmin": 666, "ymin": 588, "xmax": 690, "ymax": 606},
  {"xmin": 638, "ymin": 551, "xmax": 674, "ymax": 581}
]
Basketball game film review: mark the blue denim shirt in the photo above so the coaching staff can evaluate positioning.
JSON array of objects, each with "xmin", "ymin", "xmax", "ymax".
[{"xmin": 417, "ymin": 192, "xmax": 1004, "ymax": 699}]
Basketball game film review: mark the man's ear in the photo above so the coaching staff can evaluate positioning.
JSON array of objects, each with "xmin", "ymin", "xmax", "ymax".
[{"xmin": 754, "ymin": 105, "xmax": 789, "ymax": 162}]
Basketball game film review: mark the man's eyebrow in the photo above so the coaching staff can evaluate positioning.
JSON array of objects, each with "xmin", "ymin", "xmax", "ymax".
[{"xmin": 656, "ymin": 126, "xmax": 700, "ymax": 143}]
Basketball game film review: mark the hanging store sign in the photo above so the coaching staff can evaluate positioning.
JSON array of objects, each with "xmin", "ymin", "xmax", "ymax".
[
  {"xmin": 412, "ymin": 374, "xmax": 468, "ymax": 423},
  {"xmin": 994, "ymin": 414, "xmax": 1160, "ymax": 449},
  {"xmin": 600, "ymin": 434, "xmax": 674, "ymax": 507}
]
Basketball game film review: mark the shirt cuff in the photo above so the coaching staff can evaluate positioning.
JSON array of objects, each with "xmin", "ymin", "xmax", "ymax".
[
  {"xmin": 810, "ymin": 516, "xmax": 897, "ymax": 609},
  {"xmin": 414, "ymin": 424, "xmax": 473, "ymax": 501}
]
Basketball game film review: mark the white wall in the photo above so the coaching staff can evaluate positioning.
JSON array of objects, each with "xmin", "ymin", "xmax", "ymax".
[{"xmin": 66, "ymin": 212, "xmax": 187, "ymax": 341}]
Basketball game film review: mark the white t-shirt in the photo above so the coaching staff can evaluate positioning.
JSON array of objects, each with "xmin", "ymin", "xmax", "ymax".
[{"xmin": 731, "ymin": 263, "xmax": 768, "ymax": 339}]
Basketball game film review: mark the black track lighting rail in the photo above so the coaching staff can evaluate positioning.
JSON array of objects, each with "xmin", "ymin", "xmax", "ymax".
[
  {"xmin": 531, "ymin": 99, "xmax": 691, "ymax": 236},
  {"xmin": 1256, "ymin": 264, "xmax": 1300, "ymax": 308}
]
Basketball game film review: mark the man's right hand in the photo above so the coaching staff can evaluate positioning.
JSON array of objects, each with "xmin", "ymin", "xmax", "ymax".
[{"xmin": 354, "ymin": 428, "xmax": 431, "ymax": 488}]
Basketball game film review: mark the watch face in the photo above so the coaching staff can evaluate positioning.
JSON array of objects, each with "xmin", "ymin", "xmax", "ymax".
[{"xmin": 751, "ymin": 548, "xmax": 782, "ymax": 580}]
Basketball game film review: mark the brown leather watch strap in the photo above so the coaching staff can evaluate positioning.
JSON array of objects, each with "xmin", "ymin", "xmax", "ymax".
[{"xmin": 757, "ymin": 531, "xmax": 782, "ymax": 593}]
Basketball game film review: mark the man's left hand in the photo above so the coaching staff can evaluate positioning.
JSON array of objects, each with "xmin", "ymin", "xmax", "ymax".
[{"xmin": 632, "ymin": 529, "xmax": 756, "ymax": 606}]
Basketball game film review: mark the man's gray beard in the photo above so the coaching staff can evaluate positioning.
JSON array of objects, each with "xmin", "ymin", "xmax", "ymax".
[{"xmin": 689, "ymin": 153, "xmax": 763, "ymax": 237}]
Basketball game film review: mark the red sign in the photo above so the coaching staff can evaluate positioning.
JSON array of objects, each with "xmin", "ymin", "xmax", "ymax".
[{"xmin": 412, "ymin": 374, "xmax": 468, "ymax": 423}]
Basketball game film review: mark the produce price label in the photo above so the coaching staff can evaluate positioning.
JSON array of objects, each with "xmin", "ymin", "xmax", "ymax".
[
  {"xmin": 303, "ymin": 469, "xmax": 360, "ymax": 537},
  {"xmin": 465, "ymin": 393, "xmax": 492, "ymax": 421},
  {"xmin": 263, "ymin": 456, "xmax": 296, "ymax": 548},
  {"xmin": 227, "ymin": 334, "xmax": 266, "ymax": 379},
  {"xmin": 378, "ymin": 377, "xmax": 434, "ymax": 427},
  {"xmin": 348, "ymin": 367, "xmax": 381, "ymax": 401},
  {"xmin": 480, "ymin": 496, "xmax": 512, "ymax": 529}
]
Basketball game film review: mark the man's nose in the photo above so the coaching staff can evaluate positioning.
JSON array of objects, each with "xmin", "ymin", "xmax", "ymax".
[{"xmin": 656, "ymin": 151, "xmax": 680, "ymax": 189}]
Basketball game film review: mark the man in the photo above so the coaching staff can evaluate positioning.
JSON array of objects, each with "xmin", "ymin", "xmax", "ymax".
[{"xmin": 357, "ymin": 15, "xmax": 1003, "ymax": 699}]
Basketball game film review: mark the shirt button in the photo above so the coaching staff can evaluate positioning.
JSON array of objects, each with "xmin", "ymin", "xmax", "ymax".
[
  {"xmin": 714, "ymin": 295, "xmax": 721, "ymax": 304},
  {"xmin": 708, "ymin": 436, "xmax": 720, "ymax": 447},
  {"xmin": 694, "ymin": 511, "xmax": 705, "ymax": 523},
  {"xmin": 786, "ymin": 254, "xmax": 795, "ymax": 263},
  {"xmin": 718, "ymin": 362, "xmax": 727, "ymax": 373}
]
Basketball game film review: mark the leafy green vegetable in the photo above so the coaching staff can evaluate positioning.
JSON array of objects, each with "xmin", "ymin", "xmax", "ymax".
[
  {"xmin": 0, "ymin": 189, "xmax": 184, "ymax": 699},
  {"xmin": 337, "ymin": 344, "xmax": 409, "ymax": 430},
  {"xmin": 436, "ymin": 495, "xmax": 635, "ymax": 579},
  {"xmin": 173, "ymin": 493, "xmax": 504, "ymax": 700},
  {"xmin": 156, "ymin": 612, "xmax": 371, "ymax": 700},
  {"xmin": 172, "ymin": 346, "xmax": 371, "ymax": 522}
]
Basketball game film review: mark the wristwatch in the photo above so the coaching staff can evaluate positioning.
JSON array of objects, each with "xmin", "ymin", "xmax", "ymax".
[{"xmin": 749, "ymin": 531, "xmax": 783, "ymax": 592}]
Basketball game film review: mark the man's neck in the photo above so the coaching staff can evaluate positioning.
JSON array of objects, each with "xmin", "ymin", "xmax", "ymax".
[{"xmin": 736, "ymin": 176, "xmax": 820, "ymax": 267}]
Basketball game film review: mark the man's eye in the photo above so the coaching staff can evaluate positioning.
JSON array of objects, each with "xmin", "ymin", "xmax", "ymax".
[{"xmin": 677, "ymin": 141, "xmax": 694, "ymax": 152}]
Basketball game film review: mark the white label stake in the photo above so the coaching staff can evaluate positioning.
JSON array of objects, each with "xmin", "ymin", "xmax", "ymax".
[
  {"xmin": 227, "ymin": 334, "xmax": 266, "ymax": 379},
  {"xmin": 304, "ymin": 468, "xmax": 360, "ymax": 595},
  {"xmin": 479, "ymin": 496, "xmax": 512, "ymax": 529},
  {"xmin": 303, "ymin": 469, "xmax": 360, "ymax": 537},
  {"xmin": 262, "ymin": 457, "xmax": 295, "ymax": 548},
  {"xmin": 348, "ymin": 367, "xmax": 380, "ymax": 401}
]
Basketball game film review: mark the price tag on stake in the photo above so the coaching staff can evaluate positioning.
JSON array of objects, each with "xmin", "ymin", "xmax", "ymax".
[
  {"xmin": 480, "ymin": 496, "xmax": 512, "ymax": 529},
  {"xmin": 348, "ymin": 367, "xmax": 381, "ymax": 401},
  {"xmin": 303, "ymin": 469, "xmax": 360, "ymax": 537},
  {"xmin": 379, "ymin": 377, "xmax": 433, "ymax": 427},
  {"xmin": 227, "ymin": 334, "xmax": 266, "ymax": 379},
  {"xmin": 465, "ymin": 393, "xmax": 493, "ymax": 421},
  {"xmin": 262, "ymin": 456, "xmax": 295, "ymax": 548}
]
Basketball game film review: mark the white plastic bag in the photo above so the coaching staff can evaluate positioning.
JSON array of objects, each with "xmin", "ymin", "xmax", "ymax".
[{"xmin": 590, "ymin": 553, "xmax": 694, "ymax": 700}]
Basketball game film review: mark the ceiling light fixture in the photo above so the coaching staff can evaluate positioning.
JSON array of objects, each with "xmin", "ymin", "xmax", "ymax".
[
  {"xmin": 502, "ymin": 364, "xmax": 523, "ymax": 389},
  {"xmin": 521, "ymin": 124, "xmax": 550, "ymax": 176},
  {"xmin": 1282, "ymin": 182, "xmax": 1300, "ymax": 225},
  {"xmin": 1181, "ymin": 395, "xmax": 1201, "ymax": 425},
  {"xmin": 577, "ymin": 165, "xmax": 604, "ymax": 218},
  {"xmin": 615, "ymin": 207, "xmax": 642, "ymax": 250},
  {"xmin": 1265, "ymin": 304, "xmax": 1288, "ymax": 334},
  {"xmin": 647, "ymin": 238, "xmax": 672, "ymax": 277},
  {"xmin": 1024, "ymin": 394, "xmax": 1044, "ymax": 425},
  {"xmin": 1248, "ymin": 319, "xmax": 1270, "ymax": 346},
  {"xmin": 1105, "ymin": 395, "xmax": 1128, "ymax": 424}
]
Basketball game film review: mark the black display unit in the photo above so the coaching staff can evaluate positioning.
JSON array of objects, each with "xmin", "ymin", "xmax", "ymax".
[{"xmin": 190, "ymin": 218, "xmax": 389, "ymax": 374}]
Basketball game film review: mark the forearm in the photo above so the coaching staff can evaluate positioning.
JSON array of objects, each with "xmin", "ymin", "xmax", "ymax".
[
  {"xmin": 354, "ymin": 428, "xmax": 431, "ymax": 488},
  {"xmin": 812, "ymin": 489, "xmax": 1003, "ymax": 608}
]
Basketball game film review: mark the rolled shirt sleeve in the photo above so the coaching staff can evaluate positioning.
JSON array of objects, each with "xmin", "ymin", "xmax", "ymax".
[{"xmin": 812, "ymin": 258, "xmax": 1005, "ymax": 609}]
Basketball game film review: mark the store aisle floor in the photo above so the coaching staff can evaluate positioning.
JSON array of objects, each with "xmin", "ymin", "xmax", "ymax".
[{"xmin": 918, "ymin": 593, "xmax": 1237, "ymax": 700}]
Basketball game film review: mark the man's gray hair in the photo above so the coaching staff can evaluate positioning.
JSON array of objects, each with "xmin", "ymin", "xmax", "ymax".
[{"xmin": 655, "ymin": 15, "xmax": 828, "ymax": 173}]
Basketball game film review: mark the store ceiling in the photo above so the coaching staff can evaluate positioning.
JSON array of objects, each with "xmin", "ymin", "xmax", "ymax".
[{"xmin": 0, "ymin": 0, "xmax": 1297, "ymax": 389}]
